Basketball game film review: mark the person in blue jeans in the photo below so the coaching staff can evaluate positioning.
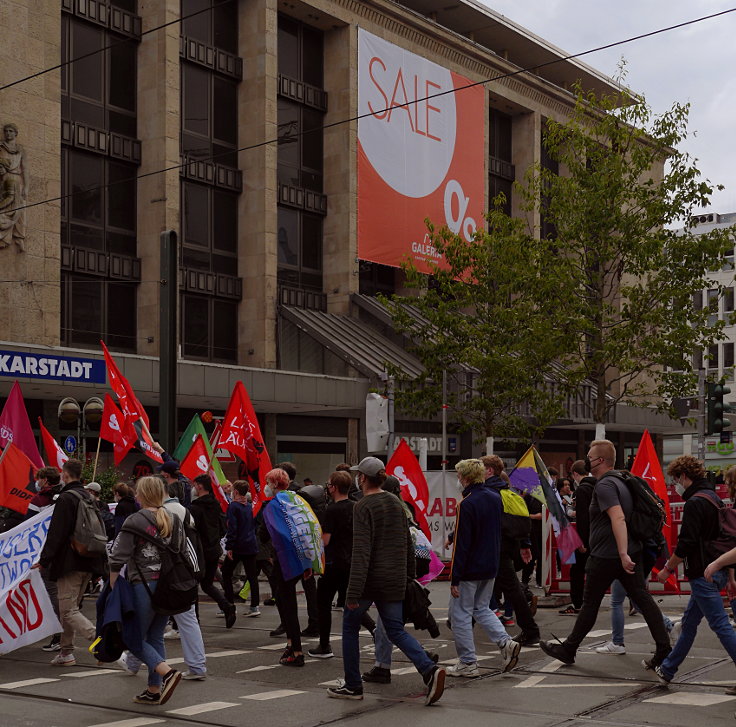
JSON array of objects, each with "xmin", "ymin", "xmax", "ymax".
[{"xmin": 652, "ymin": 455, "xmax": 736, "ymax": 689}]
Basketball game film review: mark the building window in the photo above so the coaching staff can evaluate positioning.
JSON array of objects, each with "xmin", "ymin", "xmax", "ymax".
[
  {"xmin": 724, "ymin": 287, "xmax": 734, "ymax": 314},
  {"xmin": 489, "ymin": 109, "xmax": 513, "ymax": 216},
  {"xmin": 181, "ymin": 294, "xmax": 237, "ymax": 362},
  {"xmin": 708, "ymin": 344, "xmax": 719, "ymax": 370},
  {"xmin": 724, "ymin": 342, "xmax": 734, "ymax": 370},
  {"xmin": 277, "ymin": 15, "xmax": 325, "ymax": 296},
  {"xmin": 540, "ymin": 125, "xmax": 558, "ymax": 240},
  {"xmin": 181, "ymin": 0, "xmax": 238, "ymax": 54},
  {"xmin": 61, "ymin": 10, "xmax": 140, "ymax": 352}
]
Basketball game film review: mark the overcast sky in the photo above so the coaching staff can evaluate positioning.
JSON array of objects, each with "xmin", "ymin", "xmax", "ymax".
[{"xmin": 479, "ymin": 1, "xmax": 736, "ymax": 216}]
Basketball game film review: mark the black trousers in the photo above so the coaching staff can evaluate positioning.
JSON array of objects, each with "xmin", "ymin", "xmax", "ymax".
[
  {"xmin": 302, "ymin": 571, "xmax": 319, "ymax": 629},
  {"xmin": 521, "ymin": 530, "xmax": 542, "ymax": 587},
  {"xmin": 272, "ymin": 558, "xmax": 303, "ymax": 652},
  {"xmin": 200, "ymin": 554, "xmax": 230, "ymax": 611},
  {"xmin": 495, "ymin": 552, "xmax": 539, "ymax": 637},
  {"xmin": 316, "ymin": 566, "xmax": 375, "ymax": 648},
  {"xmin": 221, "ymin": 552, "xmax": 260, "ymax": 607},
  {"xmin": 569, "ymin": 550, "xmax": 589, "ymax": 609},
  {"xmin": 564, "ymin": 555, "xmax": 670, "ymax": 660}
]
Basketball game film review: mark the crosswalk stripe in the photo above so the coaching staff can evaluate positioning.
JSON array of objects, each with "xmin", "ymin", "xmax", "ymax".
[
  {"xmin": 61, "ymin": 669, "xmax": 118, "ymax": 678},
  {"xmin": 88, "ymin": 719, "xmax": 165, "ymax": 727},
  {"xmin": 235, "ymin": 665, "xmax": 278, "ymax": 673},
  {"xmin": 644, "ymin": 693, "xmax": 736, "ymax": 706},
  {"xmin": 390, "ymin": 667, "xmax": 416, "ymax": 675},
  {"xmin": 258, "ymin": 642, "xmax": 316, "ymax": 651},
  {"xmin": 319, "ymin": 679, "xmax": 342, "ymax": 687},
  {"xmin": 166, "ymin": 701, "xmax": 240, "ymax": 716},
  {"xmin": 242, "ymin": 689, "xmax": 305, "ymax": 700},
  {"xmin": 169, "ymin": 649, "xmax": 251, "ymax": 665},
  {"xmin": 0, "ymin": 678, "xmax": 59, "ymax": 689},
  {"xmin": 515, "ymin": 660, "xmax": 563, "ymax": 688}
]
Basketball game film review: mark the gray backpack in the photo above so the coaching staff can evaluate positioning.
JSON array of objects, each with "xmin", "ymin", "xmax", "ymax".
[{"xmin": 68, "ymin": 489, "xmax": 108, "ymax": 558}]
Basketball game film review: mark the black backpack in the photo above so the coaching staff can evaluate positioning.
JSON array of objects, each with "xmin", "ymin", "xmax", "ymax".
[
  {"xmin": 609, "ymin": 470, "xmax": 667, "ymax": 542},
  {"xmin": 692, "ymin": 491, "xmax": 736, "ymax": 558},
  {"xmin": 182, "ymin": 510, "xmax": 205, "ymax": 582},
  {"xmin": 123, "ymin": 515, "xmax": 199, "ymax": 616}
]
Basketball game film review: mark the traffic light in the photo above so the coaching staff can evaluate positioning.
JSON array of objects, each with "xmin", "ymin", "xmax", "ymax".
[{"xmin": 706, "ymin": 381, "xmax": 733, "ymax": 434}]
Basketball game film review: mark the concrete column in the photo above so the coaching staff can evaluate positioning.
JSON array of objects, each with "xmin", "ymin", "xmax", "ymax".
[
  {"xmin": 264, "ymin": 412, "xmax": 278, "ymax": 464},
  {"xmin": 324, "ymin": 24, "xmax": 358, "ymax": 315},
  {"xmin": 239, "ymin": 0, "xmax": 279, "ymax": 367},
  {"xmin": 347, "ymin": 416, "xmax": 359, "ymax": 464},
  {"xmin": 137, "ymin": 0, "xmax": 181, "ymax": 358},
  {"xmin": 511, "ymin": 110, "xmax": 540, "ymax": 231}
]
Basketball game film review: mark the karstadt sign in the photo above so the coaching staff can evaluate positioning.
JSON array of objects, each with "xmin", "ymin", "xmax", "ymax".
[{"xmin": 0, "ymin": 350, "xmax": 106, "ymax": 383}]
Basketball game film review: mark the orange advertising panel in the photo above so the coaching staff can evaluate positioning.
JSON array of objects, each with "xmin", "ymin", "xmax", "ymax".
[{"xmin": 358, "ymin": 30, "xmax": 485, "ymax": 274}]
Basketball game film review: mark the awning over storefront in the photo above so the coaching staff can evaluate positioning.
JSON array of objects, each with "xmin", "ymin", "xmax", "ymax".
[{"xmin": 279, "ymin": 306, "xmax": 424, "ymax": 380}]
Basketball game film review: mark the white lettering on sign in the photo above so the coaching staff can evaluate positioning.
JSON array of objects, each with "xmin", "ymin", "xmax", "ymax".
[{"xmin": 0, "ymin": 354, "xmax": 97, "ymax": 381}]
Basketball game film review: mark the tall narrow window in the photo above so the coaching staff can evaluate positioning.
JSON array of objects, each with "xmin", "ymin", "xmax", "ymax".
[{"xmin": 489, "ymin": 108, "xmax": 514, "ymax": 216}]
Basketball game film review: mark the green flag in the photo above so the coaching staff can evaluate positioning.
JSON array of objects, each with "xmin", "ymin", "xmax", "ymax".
[{"xmin": 173, "ymin": 414, "xmax": 227, "ymax": 484}]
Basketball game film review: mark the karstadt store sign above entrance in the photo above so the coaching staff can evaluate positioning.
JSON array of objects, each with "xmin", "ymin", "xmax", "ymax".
[{"xmin": 0, "ymin": 350, "xmax": 106, "ymax": 384}]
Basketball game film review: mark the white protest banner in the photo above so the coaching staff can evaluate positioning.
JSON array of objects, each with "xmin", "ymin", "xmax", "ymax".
[
  {"xmin": 0, "ymin": 506, "xmax": 54, "ymax": 593},
  {"xmin": 425, "ymin": 471, "xmax": 458, "ymax": 558},
  {"xmin": 0, "ymin": 567, "xmax": 61, "ymax": 654}
]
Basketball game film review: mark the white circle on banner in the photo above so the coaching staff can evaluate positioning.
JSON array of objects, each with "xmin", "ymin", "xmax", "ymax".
[{"xmin": 358, "ymin": 30, "xmax": 456, "ymax": 198}]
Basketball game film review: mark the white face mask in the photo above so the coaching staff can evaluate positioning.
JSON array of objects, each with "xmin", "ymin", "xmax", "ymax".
[
  {"xmin": 675, "ymin": 482, "xmax": 686, "ymax": 497},
  {"xmin": 264, "ymin": 485, "xmax": 274, "ymax": 499}
]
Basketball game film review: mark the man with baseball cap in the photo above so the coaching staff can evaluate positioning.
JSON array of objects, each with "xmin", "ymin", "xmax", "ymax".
[
  {"xmin": 327, "ymin": 457, "xmax": 446, "ymax": 705},
  {"xmin": 85, "ymin": 482, "xmax": 114, "ymax": 541}
]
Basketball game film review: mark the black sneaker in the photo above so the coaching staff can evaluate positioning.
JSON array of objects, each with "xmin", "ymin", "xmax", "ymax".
[
  {"xmin": 362, "ymin": 666, "xmax": 391, "ymax": 684},
  {"xmin": 263, "ymin": 598, "xmax": 276, "ymax": 606},
  {"xmin": 327, "ymin": 683, "xmax": 364, "ymax": 700},
  {"xmin": 301, "ymin": 626, "xmax": 320, "ymax": 637},
  {"xmin": 426, "ymin": 651, "xmax": 440, "ymax": 664},
  {"xmin": 41, "ymin": 637, "xmax": 61, "ymax": 652},
  {"xmin": 517, "ymin": 632, "xmax": 541, "ymax": 646},
  {"xmin": 270, "ymin": 625, "xmax": 286, "ymax": 637},
  {"xmin": 224, "ymin": 605, "xmax": 237, "ymax": 629},
  {"xmin": 280, "ymin": 652, "xmax": 305, "ymax": 667},
  {"xmin": 159, "ymin": 669, "xmax": 181, "ymax": 705},
  {"xmin": 133, "ymin": 689, "xmax": 161, "ymax": 705},
  {"xmin": 307, "ymin": 645, "xmax": 334, "ymax": 659},
  {"xmin": 654, "ymin": 665, "xmax": 671, "ymax": 686},
  {"xmin": 423, "ymin": 665, "xmax": 446, "ymax": 706},
  {"xmin": 539, "ymin": 640, "xmax": 575, "ymax": 665}
]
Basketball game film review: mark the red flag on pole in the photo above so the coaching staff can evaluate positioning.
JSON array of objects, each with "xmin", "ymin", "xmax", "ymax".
[
  {"xmin": 99, "ymin": 395, "xmax": 135, "ymax": 465},
  {"xmin": 219, "ymin": 381, "xmax": 271, "ymax": 514},
  {"xmin": 38, "ymin": 418, "xmax": 68, "ymax": 469},
  {"xmin": 0, "ymin": 442, "xmax": 39, "ymax": 514},
  {"xmin": 101, "ymin": 340, "xmax": 150, "ymax": 428},
  {"xmin": 180, "ymin": 435, "xmax": 228, "ymax": 512},
  {"xmin": 0, "ymin": 381, "xmax": 43, "ymax": 468},
  {"xmin": 386, "ymin": 438, "xmax": 432, "ymax": 539}
]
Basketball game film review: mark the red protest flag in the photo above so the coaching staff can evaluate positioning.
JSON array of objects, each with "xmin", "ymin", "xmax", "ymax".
[
  {"xmin": 100, "ymin": 340, "xmax": 150, "ymax": 429},
  {"xmin": 0, "ymin": 442, "xmax": 39, "ymax": 514},
  {"xmin": 0, "ymin": 382, "xmax": 43, "ymax": 468},
  {"xmin": 180, "ymin": 435, "xmax": 228, "ymax": 512},
  {"xmin": 127, "ymin": 418, "xmax": 164, "ymax": 464},
  {"xmin": 99, "ymin": 395, "xmax": 134, "ymax": 465},
  {"xmin": 387, "ymin": 438, "xmax": 432, "ymax": 539},
  {"xmin": 38, "ymin": 418, "xmax": 68, "ymax": 470},
  {"xmin": 219, "ymin": 381, "xmax": 271, "ymax": 514}
]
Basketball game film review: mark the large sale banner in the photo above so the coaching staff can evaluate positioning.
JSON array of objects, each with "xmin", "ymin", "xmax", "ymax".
[
  {"xmin": 0, "ymin": 507, "xmax": 61, "ymax": 654},
  {"xmin": 424, "ymin": 471, "xmax": 458, "ymax": 558},
  {"xmin": 358, "ymin": 29, "xmax": 485, "ymax": 273}
]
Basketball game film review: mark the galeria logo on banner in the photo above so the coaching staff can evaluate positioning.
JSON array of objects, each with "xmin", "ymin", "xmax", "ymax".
[{"xmin": 358, "ymin": 29, "xmax": 485, "ymax": 273}]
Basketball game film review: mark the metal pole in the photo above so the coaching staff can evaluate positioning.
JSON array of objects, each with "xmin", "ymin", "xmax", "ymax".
[
  {"xmin": 386, "ymin": 374, "xmax": 395, "ymax": 457},
  {"xmin": 441, "ymin": 370, "xmax": 448, "ymax": 557},
  {"xmin": 698, "ymin": 368, "xmax": 706, "ymax": 461},
  {"xmin": 160, "ymin": 230, "xmax": 178, "ymax": 452}
]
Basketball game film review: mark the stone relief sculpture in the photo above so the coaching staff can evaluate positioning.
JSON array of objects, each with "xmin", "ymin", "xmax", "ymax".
[{"xmin": 0, "ymin": 123, "xmax": 26, "ymax": 251}]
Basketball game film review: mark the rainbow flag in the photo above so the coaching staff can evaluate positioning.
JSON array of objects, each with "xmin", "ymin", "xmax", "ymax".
[
  {"xmin": 263, "ymin": 491, "xmax": 324, "ymax": 580},
  {"xmin": 509, "ymin": 445, "xmax": 582, "ymax": 561}
]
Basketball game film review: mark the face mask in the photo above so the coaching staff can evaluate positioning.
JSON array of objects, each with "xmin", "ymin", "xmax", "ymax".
[
  {"xmin": 675, "ymin": 482, "xmax": 686, "ymax": 497},
  {"xmin": 584, "ymin": 457, "xmax": 592, "ymax": 472},
  {"xmin": 264, "ymin": 485, "xmax": 274, "ymax": 499}
]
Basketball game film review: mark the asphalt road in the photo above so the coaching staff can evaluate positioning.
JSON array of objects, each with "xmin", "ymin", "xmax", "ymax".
[{"xmin": 1, "ymin": 581, "xmax": 735, "ymax": 727}]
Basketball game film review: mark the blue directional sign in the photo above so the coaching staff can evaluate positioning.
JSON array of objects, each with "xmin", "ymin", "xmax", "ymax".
[{"xmin": 63, "ymin": 435, "xmax": 77, "ymax": 454}]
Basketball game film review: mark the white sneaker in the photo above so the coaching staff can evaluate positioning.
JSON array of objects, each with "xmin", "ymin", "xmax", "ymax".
[
  {"xmin": 447, "ymin": 660, "xmax": 480, "ymax": 677},
  {"xmin": 669, "ymin": 621, "xmax": 682, "ymax": 644},
  {"xmin": 500, "ymin": 639, "xmax": 521, "ymax": 672},
  {"xmin": 50, "ymin": 653, "xmax": 76, "ymax": 667},
  {"xmin": 181, "ymin": 671, "xmax": 207, "ymax": 680},
  {"xmin": 246, "ymin": 607, "xmax": 261, "ymax": 617},
  {"xmin": 215, "ymin": 610, "xmax": 225, "ymax": 618},
  {"xmin": 163, "ymin": 629, "xmax": 180, "ymax": 640},
  {"xmin": 595, "ymin": 641, "xmax": 626, "ymax": 654}
]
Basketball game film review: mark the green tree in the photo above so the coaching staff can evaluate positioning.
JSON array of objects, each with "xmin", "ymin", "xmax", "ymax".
[
  {"xmin": 382, "ymin": 199, "xmax": 571, "ymax": 442},
  {"xmin": 82, "ymin": 461, "xmax": 124, "ymax": 503},
  {"xmin": 521, "ymin": 83, "xmax": 734, "ymax": 435}
]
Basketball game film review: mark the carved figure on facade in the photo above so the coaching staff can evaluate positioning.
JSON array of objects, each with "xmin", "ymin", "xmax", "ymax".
[{"xmin": 0, "ymin": 124, "xmax": 27, "ymax": 251}]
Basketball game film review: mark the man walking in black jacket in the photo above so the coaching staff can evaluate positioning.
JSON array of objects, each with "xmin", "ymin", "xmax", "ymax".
[
  {"xmin": 653, "ymin": 455, "xmax": 736, "ymax": 685},
  {"xmin": 39, "ymin": 459, "xmax": 107, "ymax": 666},
  {"xmin": 190, "ymin": 474, "xmax": 236, "ymax": 628}
]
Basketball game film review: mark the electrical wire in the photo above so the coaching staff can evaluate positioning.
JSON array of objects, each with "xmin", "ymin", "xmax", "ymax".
[{"xmin": 1, "ymin": 7, "xmax": 734, "ymax": 221}]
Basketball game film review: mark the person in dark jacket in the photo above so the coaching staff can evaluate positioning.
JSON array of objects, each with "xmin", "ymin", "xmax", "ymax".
[
  {"xmin": 38, "ymin": 458, "xmax": 108, "ymax": 666},
  {"xmin": 113, "ymin": 482, "xmax": 138, "ymax": 536},
  {"xmin": 190, "ymin": 474, "xmax": 236, "ymax": 628},
  {"xmin": 153, "ymin": 442, "xmax": 192, "ymax": 508},
  {"xmin": 221, "ymin": 480, "xmax": 260, "ymax": 616},
  {"xmin": 447, "ymin": 458, "xmax": 520, "ymax": 678},
  {"xmin": 653, "ymin": 455, "xmax": 736, "ymax": 686},
  {"xmin": 561, "ymin": 460, "xmax": 596, "ymax": 614}
]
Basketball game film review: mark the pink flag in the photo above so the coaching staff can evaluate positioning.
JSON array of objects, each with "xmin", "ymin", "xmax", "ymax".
[{"xmin": 0, "ymin": 382, "xmax": 43, "ymax": 468}]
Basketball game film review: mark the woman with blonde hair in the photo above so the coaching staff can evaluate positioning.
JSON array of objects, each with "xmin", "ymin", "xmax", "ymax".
[{"xmin": 109, "ymin": 476, "xmax": 182, "ymax": 705}]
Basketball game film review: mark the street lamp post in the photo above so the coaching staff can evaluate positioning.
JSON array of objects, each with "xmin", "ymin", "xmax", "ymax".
[{"xmin": 57, "ymin": 396, "xmax": 104, "ymax": 460}]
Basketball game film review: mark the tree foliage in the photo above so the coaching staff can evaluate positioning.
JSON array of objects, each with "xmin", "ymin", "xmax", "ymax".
[
  {"xmin": 382, "ymin": 199, "xmax": 571, "ymax": 440},
  {"xmin": 522, "ymin": 83, "xmax": 735, "ymax": 423}
]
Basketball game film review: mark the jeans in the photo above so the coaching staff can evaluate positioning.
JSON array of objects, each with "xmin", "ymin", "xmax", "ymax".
[
  {"xmin": 563, "ymin": 556, "xmax": 670, "ymax": 661},
  {"xmin": 200, "ymin": 555, "xmax": 230, "ymax": 612},
  {"xmin": 57, "ymin": 571, "xmax": 96, "ymax": 655},
  {"xmin": 450, "ymin": 579, "xmax": 512, "ymax": 664},
  {"xmin": 660, "ymin": 571, "xmax": 736, "ymax": 679},
  {"xmin": 494, "ymin": 554, "xmax": 539, "ymax": 636},
  {"xmin": 316, "ymin": 566, "xmax": 375, "ymax": 648},
  {"xmin": 610, "ymin": 578, "xmax": 674, "ymax": 646},
  {"xmin": 130, "ymin": 581, "xmax": 169, "ymax": 688},
  {"xmin": 343, "ymin": 599, "xmax": 434, "ymax": 690},
  {"xmin": 221, "ymin": 553, "xmax": 259, "ymax": 607},
  {"xmin": 127, "ymin": 603, "xmax": 206, "ymax": 676}
]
